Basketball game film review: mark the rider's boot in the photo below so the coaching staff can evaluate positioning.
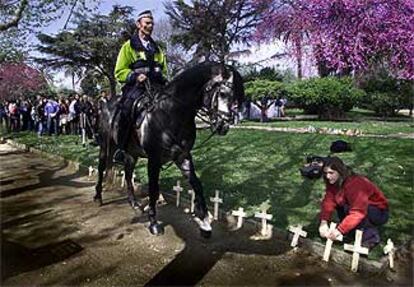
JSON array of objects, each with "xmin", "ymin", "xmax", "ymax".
[{"xmin": 113, "ymin": 110, "xmax": 130, "ymax": 165}]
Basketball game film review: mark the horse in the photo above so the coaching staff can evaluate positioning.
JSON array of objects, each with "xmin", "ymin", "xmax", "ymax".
[{"xmin": 94, "ymin": 61, "xmax": 245, "ymax": 237}]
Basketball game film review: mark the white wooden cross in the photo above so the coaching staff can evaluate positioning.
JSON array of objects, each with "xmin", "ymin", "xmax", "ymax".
[
  {"xmin": 88, "ymin": 166, "xmax": 94, "ymax": 178},
  {"xmin": 209, "ymin": 190, "xmax": 223, "ymax": 221},
  {"xmin": 173, "ymin": 180, "xmax": 183, "ymax": 207},
  {"xmin": 288, "ymin": 225, "xmax": 308, "ymax": 247},
  {"xmin": 132, "ymin": 172, "xmax": 137, "ymax": 188},
  {"xmin": 344, "ymin": 230, "xmax": 369, "ymax": 272},
  {"xmin": 231, "ymin": 207, "xmax": 247, "ymax": 229},
  {"xmin": 322, "ymin": 222, "xmax": 343, "ymax": 262},
  {"xmin": 81, "ymin": 128, "xmax": 86, "ymax": 145},
  {"xmin": 255, "ymin": 209, "xmax": 273, "ymax": 236},
  {"xmin": 112, "ymin": 167, "xmax": 117, "ymax": 184},
  {"xmin": 185, "ymin": 189, "xmax": 195, "ymax": 214},
  {"xmin": 383, "ymin": 238, "xmax": 395, "ymax": 269},
  {"xmin": 121, "ymin": 171, "xmax": 126, "ymax": 188}
]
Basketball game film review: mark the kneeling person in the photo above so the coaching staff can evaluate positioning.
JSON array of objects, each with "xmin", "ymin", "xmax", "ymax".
[{"xmin": 318, "ymin": 157, "xmax": 389, "ymax": 249}]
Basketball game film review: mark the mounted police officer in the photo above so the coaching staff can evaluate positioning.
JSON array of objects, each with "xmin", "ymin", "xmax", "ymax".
[{"xmin": 113, "ymin": 10, "xmax": 168, "ymax": 164}]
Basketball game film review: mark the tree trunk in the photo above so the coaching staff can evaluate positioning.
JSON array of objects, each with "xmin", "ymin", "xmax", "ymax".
[
  {"xmin": 317, "ymin": 61, "xmax": 331, "ymax": 77},
  {"xmin": 294, "ymin": 37, "xmax": 303, "ymax": 79},
  {"xmin": 71, "ymin": 73, "xmax": 75, "ymax": 90}
]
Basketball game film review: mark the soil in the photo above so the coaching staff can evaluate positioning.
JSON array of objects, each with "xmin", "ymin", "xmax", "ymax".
[{"xmin": 1, "ymin": 143, "xmax": 412, "ymax": 286}]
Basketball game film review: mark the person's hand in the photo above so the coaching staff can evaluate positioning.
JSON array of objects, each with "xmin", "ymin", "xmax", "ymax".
[
  {"xmin": 326, "ymin": 228, "xmax": 343, "ymax": 241},
  {"xmin": 319, "ymin": 220, "xmax": 329, "ymax": 238},
  {"xmin": 136, "ymin": 74, "xmax": 147, "ymax": 83}
]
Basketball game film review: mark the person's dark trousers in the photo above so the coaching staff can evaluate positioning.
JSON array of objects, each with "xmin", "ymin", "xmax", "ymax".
[
  {"xmin": 113, "ymin": 84, "xmax": 145, "ymax": 164},
  {"xmin": 337, "ymin": 204, "xmax": 389, "ymax": 248},
  {"xmin": 55, "ymin": 115, "xmax": 60, "ymax": 135},
  {"xmin": 46, "ymin": 115, "xmax": 54, "ymax": 135},
  {"xmin": 22, "ymin": 112, "xmax": 29, "ymax": 130},
  {"xmin": 113, "ymin": 97, "xmax": 135, "ymax": 163}
]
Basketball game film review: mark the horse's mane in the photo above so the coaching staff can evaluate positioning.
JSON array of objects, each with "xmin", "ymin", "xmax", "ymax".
[
  {"xmin": 165, "ymin": 62, "xmax": 215, "ymax": 93},
  {"xmin": 158, "ymin": 61, "xmax": 245, "ymax": 105}
]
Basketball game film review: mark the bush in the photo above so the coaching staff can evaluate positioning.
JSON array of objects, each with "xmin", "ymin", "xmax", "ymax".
[
  {"xmin": 244, "ymin": 79, "xmax": 288, "ymax": 102},
  {"xmin": 358, "ymin": 70, "xmax": 413, "ymax": 117},
  {"xmin": 286, "ymin": 77, "xmax": 365, "ymax": 120}
]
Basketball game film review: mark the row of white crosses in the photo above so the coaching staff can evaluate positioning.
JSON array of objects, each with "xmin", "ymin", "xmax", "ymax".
[
  {"xmin": 174, "ymin": 181, "xmax": 273, "ymax": 232},
  {"xmin": 288, "ymin": 222, "xmax": 396, "ymax": 273},
  {"xmin": 173, "ymin": 181, "xmax": 224, "ymax": 220},
  {"xmin": 172, "ymin": 180, "xmax": 396, "ymax": 273},
  {"xmin": 120, "ymin": 171, "xmax": 137, "ymax": 188},
  {"xmin": 88, "ymin": 166, "xmax": 138, "ymax": 188}
]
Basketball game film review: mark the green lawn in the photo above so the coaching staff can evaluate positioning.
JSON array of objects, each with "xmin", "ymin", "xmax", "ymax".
[
  {"xmin": 4, "ymin": 129, "xmax": 413, "ymax": 258},
  {"xmin": 241, "ymin": 118, "xmax": 413, "ymax": 135},
  {"xmin": 250, "ymin": 107, "xmax": 414, "ymax": 135}
]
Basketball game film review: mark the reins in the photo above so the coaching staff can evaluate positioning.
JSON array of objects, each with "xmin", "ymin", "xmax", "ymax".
[{"xmin": 137, "ymin": 75, "xmax": 231, "ymax": 171}]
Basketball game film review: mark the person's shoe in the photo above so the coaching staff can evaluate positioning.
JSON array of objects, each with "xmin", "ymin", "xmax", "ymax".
[
  {"xmin": 113, "ymin": 149, "xmax": 126, "ymax": 165},
  {"xmin": 362, "ymin": 227, "xmax": 381, "ymax": 251}
]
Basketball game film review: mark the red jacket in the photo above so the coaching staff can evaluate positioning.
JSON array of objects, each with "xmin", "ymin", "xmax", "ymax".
[{"xmin": 320, "ymin": 175, "xmax": 388, "ymax": 234}]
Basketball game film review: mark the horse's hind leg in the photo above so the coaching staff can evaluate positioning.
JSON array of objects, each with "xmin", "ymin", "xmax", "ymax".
[
  {"xmin": 124, "ymin": 156, "xmax": 141, "ymax": 210},
  {"xmin": 147, "ymin": 156, "xmax": 164, "ymax": 235},
  {"xmin": 175, "ymin": 155, "xmax": 211, "ymax": 238},
  {"xmin": 94, "ymin": 148, "xmax": 106, "ymax": 206}
]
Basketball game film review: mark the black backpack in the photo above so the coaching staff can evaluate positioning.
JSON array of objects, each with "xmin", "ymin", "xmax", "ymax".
[{"xmin": 330, "ymin": 140, "xmax": 352, "ymax": 153}]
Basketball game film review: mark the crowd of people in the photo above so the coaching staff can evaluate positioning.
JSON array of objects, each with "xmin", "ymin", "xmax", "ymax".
[{"xmin": 0, "ymin": 91, "xmax": 111, "ymax": 138}]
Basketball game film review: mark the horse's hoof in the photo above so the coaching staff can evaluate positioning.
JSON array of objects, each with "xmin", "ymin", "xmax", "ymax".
[
  {"xmin": 200, "ymin": 229, "xmax": 212, "ymax": 239},
  {"xmin": 149, "ymin": 223, "xmax": 164, "ymax": 236},
  {"xmin": 93, "ymin": 196, "xmax": 103, "ymax": 206},
  {"xmin": 130, "ymin": 201, "xmax": 141, "ymax": 210}
]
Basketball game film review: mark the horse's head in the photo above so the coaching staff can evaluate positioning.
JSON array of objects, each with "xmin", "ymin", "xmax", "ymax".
[{"xmin": 203, "ymin": 63, "xmax": 245, "ymax": 135}]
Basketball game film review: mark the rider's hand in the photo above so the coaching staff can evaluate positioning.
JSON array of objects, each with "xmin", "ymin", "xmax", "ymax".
[
  {"xmin": 319, "ymin": 220, "xmax": 329, "ymax": 238},
  {"xmin": 136, "ymin": 74, "xmax": 147, "ymax": 83}
]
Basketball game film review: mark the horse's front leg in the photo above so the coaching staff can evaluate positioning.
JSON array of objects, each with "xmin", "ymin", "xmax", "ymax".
[
  {"xmin": 175, "ymin": 155, "xmax": 211, "ymax": 238},
  {"xmin": 94, "ymin": 147, "xmax": 106, "ymax": 206},
  {"xmin": 124, "ymin": 156, "xmax": 141, "ymax": 210},
  {"xmin": 147, "ymin": 156, "xmax": 164, "ymax": 235}
]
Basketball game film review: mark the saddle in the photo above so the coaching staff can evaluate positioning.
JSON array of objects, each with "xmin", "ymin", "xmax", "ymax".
[{"xmin": 112, "ymin": 84, "xmax": 160, "ymax": 131}]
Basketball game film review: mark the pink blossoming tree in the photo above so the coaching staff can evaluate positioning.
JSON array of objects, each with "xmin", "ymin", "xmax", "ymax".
[
  {"xmin": 254, "ymin": 0, "xmax": 414, "ymax": 79},
  {"xmin": 0, "ymin": 62, "xmax": 48, "ymax": 101}
]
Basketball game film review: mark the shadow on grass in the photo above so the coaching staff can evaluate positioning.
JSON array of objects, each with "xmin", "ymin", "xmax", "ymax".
[{"xmin": 157, "ymin": 130, "xmax": 413, "ymax": 246}]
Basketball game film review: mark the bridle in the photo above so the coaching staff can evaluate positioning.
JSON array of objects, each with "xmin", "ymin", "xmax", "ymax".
[{"xmin": 197, "ymin": 73, "xmax": 234, "ymax": 131}]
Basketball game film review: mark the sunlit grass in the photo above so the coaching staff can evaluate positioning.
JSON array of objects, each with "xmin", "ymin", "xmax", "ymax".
[
  {"xmin": 241, "ymin": 119, "xmax": 413, "ymax": 135},
  {"xmin": 4, "ymin": 128, "xmax": 413, "ymax": 258}
]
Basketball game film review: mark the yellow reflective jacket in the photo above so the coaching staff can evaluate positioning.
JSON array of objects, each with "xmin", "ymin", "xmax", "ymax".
[{"xmin": 114, "ymin": 34, "xmax": 167, "ymax": 84}]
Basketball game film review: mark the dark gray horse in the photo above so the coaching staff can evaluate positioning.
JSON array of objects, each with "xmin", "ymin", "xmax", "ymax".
[{"xmin": 94, "ymin": 62, "xmax": 244, "ymax": 237}]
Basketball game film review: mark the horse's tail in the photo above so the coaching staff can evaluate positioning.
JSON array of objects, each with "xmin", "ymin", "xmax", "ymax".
[{"xmin": 96, "ymin": 97, "xmax": 118, "ymax": 173}]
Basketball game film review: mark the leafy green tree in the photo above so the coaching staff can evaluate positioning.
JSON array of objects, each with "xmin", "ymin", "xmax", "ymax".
[
  {"xmin": 35, "ymin": 5, "xmax": 134, "ymax": 96},
  {"xmin": 243, "ymin": 67, "xmax": 285, "ymax": 82},
  {"xmin": 286, "ymin": 77, "xmax": 365, "ymax": 119},
  {"xmin": 0, "ymin": 0, "xmax": 99, "ymax": 32},
  {"xmin": 80, "ymin": 72, "xmax": 100, "ymax": 97},
  {"xmin": 55, "ymin": 87, "xmax": 76, "ymax": 98},
  {"xmin": 357, "ymin": 68, "xmax": 414, "ymax": 117},
  {"xmin": 245, "ymin": 80, "xmax": 286, "ymax": 102},
  {"xmin": 244, "ymin": 79, "xmax": 287, "ymax": 121},
  {"xmin": 165, "ymin": 0, "xmax": 269, "ymax": 62}
]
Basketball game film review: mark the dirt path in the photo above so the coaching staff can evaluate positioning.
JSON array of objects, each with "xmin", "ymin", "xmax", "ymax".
[{"xmin": 0, "ymin": 143, "xmax": 411, "ymax": 286}]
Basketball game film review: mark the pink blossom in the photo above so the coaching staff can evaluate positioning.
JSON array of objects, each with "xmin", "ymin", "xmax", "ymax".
[
  {"xmin": 253, "ymin": 0, "xmax": 414, "ymax": 79},
  {"xmin": 0, "ymin": 63, "xmax": 48, "ymax": 101}
]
